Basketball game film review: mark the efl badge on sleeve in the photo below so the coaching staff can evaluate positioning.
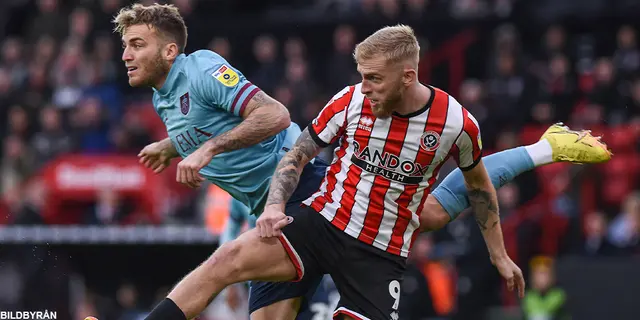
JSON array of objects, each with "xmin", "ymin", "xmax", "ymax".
[
  {"xmin": 211, "ymin": 64, "xmax": 239, "ymax": 87},
  {"xmin": 180, "ymin": 92, "xmax": 190, "ymax": 115}
]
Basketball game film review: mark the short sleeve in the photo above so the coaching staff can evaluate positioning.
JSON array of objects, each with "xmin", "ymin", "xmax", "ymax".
[
  {"xmin": 191, "ymin": 55, "xmax": 261, "ymax": 117},
  {"xmin": 307, "ymin": 86, "xmax": 354, "ymax": 147},
  {"xmin": 452, "ymin": 108, "xmax": 483, "ymax": 171}
]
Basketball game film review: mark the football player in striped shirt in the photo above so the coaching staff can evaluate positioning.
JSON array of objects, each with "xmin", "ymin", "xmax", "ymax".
[{"xmin": 143, "ymin": 24, "xmax": 611, "ymax": 320}]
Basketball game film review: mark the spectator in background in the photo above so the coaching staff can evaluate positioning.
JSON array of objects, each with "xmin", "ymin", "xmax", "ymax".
[
  {"xmin": 325, "ymin": 25, "xmax": 359, "ymax": 93},
  {"xmin": 487, "ymin": 52, "xmax": 526, "ymax": 128},
  {"xmin": 608, "ymin": 191, "xmax": 640, "ymax": 253},
  {"xmin": 116, "ymin": 283, "xmax": 146, "ymax": 320},
  {"xmin": 542, "ymin": 54, "xmax": 576, "ymax": 120},
  {"xmin": 31, "ymin": 105, "xmax": 73, "ymax": 168},
  {"xmin": 0, "ymin": 135, "xmax": 34, "ymax": 196},
  {"xmin": 1, "ymin": 37, "xmax": 28, "ymax": 88},
  {"xmin": 86, "ymin": 188, "xmax": 139, "ymax": 225},
  {"xmin": 91, "ymin": 0, "xmax": 125, "ymax": 32},
  {"xmin": 589, "ymin": 58, "xmax": 623, "ymax": 122},
  {"xmin": 5, "ymin": 105, "xmax": 30, "ymax": 140},
  {"xmin": 0, "ymin": 68, "xmax": 15, "ymax": 130},
  {"xmin": 22, "ymin": 60, "xmax": 51, "ymax": 110},
  {"xmin": 282, "ymin": 57, "xmax": 317, "ymax": 125},
  {"xmin": 208, "ymin": 37, "xmax": 232, "ymax": 62},
  {"xmin": 459, "ymin": 79, "xmax": 494, "ymax": 144},
  {"xmin": 582, "ymin": 211, "xmax": 618, "ymax": 256},
  {"xmin": 71, "ymin": 97, "xmax": 111, "ymax": 153},
  {"xmin": 613, "ymin": 25, "xmax": 640, "ymax": 80},
  {"xmin": 497, "ymin": 182, "xmax": 520, "ymax": 218},
  {"xmin": 284, "ymin": 36, "xmax": 306, "ymax": 62},
  {"xmin": 51, "ymin": 38, "xmax": 90, "ymax": 109},
  {"xmin": 529, "ymin": 101, "xmax": 556, "ymax": 126},
  {"xmin": 540, "ymin": 25, "xmax": 569, "ymax": 62},
  {"xmin": 621, "ymin": 77, "xmax": 640, "ymax": 122},
  {"xmin": 25, "ymin": 0, "xmax": 66, "ymax": 42},
  {"xmin": 31, "ymin": 35, "xmax": 58, "ymax": 69},
  {"xmin": 88, "ymin": 33, "xmax": 118, "ymax": 85},
  {"xmin": 68, "ymin": 7, "xmax": 93, "ymax": 45},
  {"xmin": 522, "ymin": 256, "xmax": 569, "ymax": 320},
  {"xmin": 250, "ymin": 34, "xmax": 282, "ymax": 95}
]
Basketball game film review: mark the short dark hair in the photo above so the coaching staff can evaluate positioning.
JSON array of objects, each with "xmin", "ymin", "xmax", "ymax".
[{"xmin": 113, "ymin": 3, "xmax": 188, "ymax": 53}]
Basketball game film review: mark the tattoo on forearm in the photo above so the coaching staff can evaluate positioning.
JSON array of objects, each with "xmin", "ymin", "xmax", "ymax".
[
  {"xmin": 266, "ymin": 129, "xmax": 321, "ymax": 206},
  {"xmin": 250, "ymin": 90, "xmax": 269, "ymax": 104},
  {"xmin": 209, "ymin": 92, "xmax": 281, "ymax": 154},
  {"xmin": 468, "ymin": 189, "xmax": 499, "ymax": 231}
]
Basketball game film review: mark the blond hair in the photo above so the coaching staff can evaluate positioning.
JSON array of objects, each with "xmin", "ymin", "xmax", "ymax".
[
  {"xmin": 113, "ymin": 3, "xmax": 188, "ymax": 53},
  {"xmin": 354, "ymin": 24, "xmax": 420, "ymax": 67}
]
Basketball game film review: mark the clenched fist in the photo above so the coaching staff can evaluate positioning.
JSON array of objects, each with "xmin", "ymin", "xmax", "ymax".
[{"xmin": 176, "ymin": 146, "xmax": 211, "ymax": 188}]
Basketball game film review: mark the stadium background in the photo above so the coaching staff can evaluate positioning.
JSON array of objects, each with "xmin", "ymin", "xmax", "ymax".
[{"xmin": 1, "ymin": 0, "xmax": 640, "ymax": 319}]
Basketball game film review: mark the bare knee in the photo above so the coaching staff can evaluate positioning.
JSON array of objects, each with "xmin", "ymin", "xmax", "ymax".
[
  {"xmin": 420, "ymin": 195, "xmax": 452, "ymax": 232},
  {"xmin": 204, "ymin": 240, "xmax": 244, "ymax": 284}
]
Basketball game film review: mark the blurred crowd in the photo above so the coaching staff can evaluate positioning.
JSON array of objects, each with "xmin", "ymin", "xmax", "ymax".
[{"xmin": 0, "ymin": 0, "xmax": 639, "ymax": 319}]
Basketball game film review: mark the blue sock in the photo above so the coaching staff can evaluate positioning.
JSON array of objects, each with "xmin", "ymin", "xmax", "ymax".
[{"xmin": 431, "ymin": 146, "xmax": 535, "ymax": 220}]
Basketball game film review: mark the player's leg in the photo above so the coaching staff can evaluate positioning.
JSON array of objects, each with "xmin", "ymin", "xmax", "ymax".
[
  {"xmin": 328, "ymin": 229, "xmax": 406, "ymax": 320},
  {"xmin": 248, "ymin": 267, "xmax": 324, "ymax": 320},
  {"xmin": 145, "ymin": 229, "xmax": 299, "ymax": 320},
  {"xmin": 250, "ymin": 298, "xmax": 301, "ymax": 320},
  {"xmin": 249, "ymin": 159, "xmax": 331, "ymax": 320},
  {"xmin": 249, "ymin": 274, "xmax": 330, "ymax": 320},
  {"xmin": 421, "ymin": 123, "xmax": 612, "ymax": 231}
]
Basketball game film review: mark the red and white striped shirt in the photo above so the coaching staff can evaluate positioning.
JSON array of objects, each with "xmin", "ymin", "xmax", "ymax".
[{"xmin": 304, "ymin": 84, "xmax": 482, "ymax": 257}]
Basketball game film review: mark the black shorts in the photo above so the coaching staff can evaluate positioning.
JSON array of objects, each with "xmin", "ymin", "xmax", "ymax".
[{"xmin": 278, "ymin": 206, "xmax": 407, "ymax": 320}]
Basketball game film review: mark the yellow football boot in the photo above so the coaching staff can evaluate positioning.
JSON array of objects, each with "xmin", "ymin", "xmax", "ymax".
[{"xmin": 540, "ymin": 123, "xmax": 612, "ymax": 164}]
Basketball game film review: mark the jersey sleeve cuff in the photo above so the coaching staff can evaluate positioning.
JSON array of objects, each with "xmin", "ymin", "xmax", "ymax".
[
  {"xmin": 459, "ymin": 152, "xmax": 482, "ymax": 172},
  {"xmin": 306, "ymin": 123, "xmax": 330, "ymax": 148},
  {"xmin": 231, "ymin": 82, "xmax": 260, "ymax": 116}
]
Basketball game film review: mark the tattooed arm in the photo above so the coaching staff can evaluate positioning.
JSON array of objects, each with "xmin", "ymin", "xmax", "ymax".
[
  {"xmin": 257, "ymin": 128, "xmax": 323, "ymax": 237},
  {"xmin": 461, "ymin": 159, "xmax": 506, "ymax": 259},
  {"xmin": 266, "ymin": 128, "xmax": 323, "ymax": 211},
  {"xmin": 202, "ymin": 91, "xmax": 291, "ymax": 157},
  {"xmin": 462, "ymin": 159, "xmax": 526, "ymax": 297}
]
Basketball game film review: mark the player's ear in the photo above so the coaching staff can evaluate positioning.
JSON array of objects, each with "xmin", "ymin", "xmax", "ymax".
[
  {"xmin": 163, "ymin": 42, "xmax": 179, "ymax": 61},
  {"xmin": 402, "ymin": 68, "xmax": 417, "ymax": 86}
]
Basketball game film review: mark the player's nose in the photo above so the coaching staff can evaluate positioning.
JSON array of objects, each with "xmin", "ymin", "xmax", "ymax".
[
  {"xmin": 121, "ymin": 49, "xmax": 133, "ymax": 62},
  {"xmin": 360, "ymin": 82, "xmax": 372, "ymax": 95}
]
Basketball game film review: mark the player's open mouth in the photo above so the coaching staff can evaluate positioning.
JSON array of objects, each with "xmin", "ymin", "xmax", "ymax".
[{"xmin": 127, "ymin": 66, "xmax": 138, "ymax": 75}]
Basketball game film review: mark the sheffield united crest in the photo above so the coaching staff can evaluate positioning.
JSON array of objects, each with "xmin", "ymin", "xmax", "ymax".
[
  {"xmin": 420, "ymin": 130, "xmax": 440, "ymax": 151},
  {"xmin": 180, "ymin": 92, "xmax": 190, "ymax": 115}
]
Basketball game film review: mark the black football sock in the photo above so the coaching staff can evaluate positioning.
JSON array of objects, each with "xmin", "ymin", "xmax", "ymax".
[{"xmin": 145, "ymin": 298, "xmax": 187, "ymax": 320}]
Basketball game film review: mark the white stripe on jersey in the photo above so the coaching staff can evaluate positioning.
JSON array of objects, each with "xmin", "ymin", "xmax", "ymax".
[
  {"xmin": 316, "ymin": 109, "xmax": 347, "ymax": 143},
  {"xmin": 373, "ymin": 108, "xmax": 430, "ymax": 252},
  {"xmin": 304, "ymin": 85, "xmax": 363, "ymax": 219},
  {"xmin": 401, "ymin": 95, "xmax": 465, "ymax": 254},
  {"xmin": 345, "ymin": 110, "xmax": 392, "ymax": 239}
]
